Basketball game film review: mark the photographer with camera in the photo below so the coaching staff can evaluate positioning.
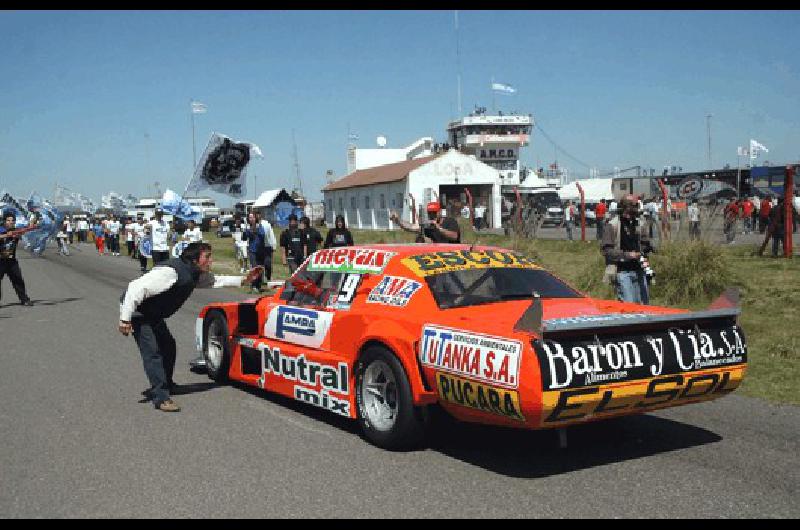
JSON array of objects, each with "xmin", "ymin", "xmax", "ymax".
[
  {"xmin": 601, "ymin": 194, "xmax": 654, "ymax": 305},
  {"xmin": 390, "ymin": 202, "xmax": 461, "ymax": 243}
]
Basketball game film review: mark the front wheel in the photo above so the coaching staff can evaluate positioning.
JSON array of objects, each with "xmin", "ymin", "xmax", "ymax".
[
  {"xmin": 355, "ymin": 346, "xmax": 427, "ymax": 451},
  {"xmin": 203, "ymin": 312, "xmax": 231, "ymax": 382}
]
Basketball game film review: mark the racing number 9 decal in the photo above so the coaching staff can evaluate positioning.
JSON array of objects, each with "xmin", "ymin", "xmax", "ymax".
[{"xmin": 331, "ymin": 274, "xmax": 362, "ymax": 309}]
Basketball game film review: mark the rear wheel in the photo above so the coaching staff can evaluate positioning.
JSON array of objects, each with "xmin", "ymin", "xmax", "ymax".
[
  {"xmin": 203, "ymin": 312, "xmax": 231, "ymax": 382},
  {"xmin": 355, "ymin": 346, "xmax": 426, "ymax": 451}
]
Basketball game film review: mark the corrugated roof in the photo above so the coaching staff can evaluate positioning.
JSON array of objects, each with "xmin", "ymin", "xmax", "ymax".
[{"xmin": 322, "ymin": 155, "xmax": 437, "ymax": 192}]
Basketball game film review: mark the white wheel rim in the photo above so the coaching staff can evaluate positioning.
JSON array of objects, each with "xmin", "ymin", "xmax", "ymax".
[
  {"xmin": 361, "ymin": 360, "xmax": 398, "ymax": 432},
  {"xmin": 205, "ymin": 319, "xmax": 224, "ymax": 371}
]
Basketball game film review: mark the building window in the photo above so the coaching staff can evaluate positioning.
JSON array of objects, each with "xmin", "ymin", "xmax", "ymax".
[
  {"xmin": 396, "ymin": 193, "xmax": 404, "ymax": 210},
  {"xmin": 351, "ymin": 197, "xmax": 356, "ymax": 209},
  {"xmin": 498, "ymin": 149, "xmax": 506, "ymax": 158},
  {"xmin": 480, "ymin": 149, "xmax": 487, "ymax": 158},
  {"xmin": 379, "ymin": 194, "xmax": 386, "ymax": 209},
  {"xmin": 328, "ymin": 199, "xmax": 333, "ymax": 212},
  {"xmin": 489, "ymin": 149, "xmax": 496, "ymax": 158},
  {"xmin": 339, "ymin": 198, "xmax": 344, "ymax": 211},
  {"xmin": 507, "ymin": 149, "xmax": 515, "ymax": 158},
  {"xmin": 364, "ymin": 196, "xmax": 370, "ymax": 209}
]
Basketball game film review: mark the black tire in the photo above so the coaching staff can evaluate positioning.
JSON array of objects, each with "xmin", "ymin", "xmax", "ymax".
[
  {"xmin": 355, "ymin": 346, "xmax": 427, "ymax": 451},
  {"xmin": 203, "ymin": 311, "xmax": 231, "ymax": 383}
]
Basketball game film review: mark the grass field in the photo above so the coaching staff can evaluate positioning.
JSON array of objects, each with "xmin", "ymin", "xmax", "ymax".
[{"xmin": 205, "ymin": 222, "xmax": 799, "ymax": 405}]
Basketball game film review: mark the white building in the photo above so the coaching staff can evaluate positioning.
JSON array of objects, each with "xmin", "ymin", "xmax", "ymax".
[
  {"xmin": 323, "ymin": 149, "xmax": 504, "ymax": 230},
  {"xmin": 347, "ymin": 137, "xmax": 434, "ymax": 174}
]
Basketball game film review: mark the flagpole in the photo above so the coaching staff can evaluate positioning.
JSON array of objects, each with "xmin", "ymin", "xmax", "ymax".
[
  {"xmin": 191, "ymin": 99, "xmax": 197, "ymax": 179},
  {"xmin": 491, "ymin": 76, "xmax": 496, "ymax": 113}
]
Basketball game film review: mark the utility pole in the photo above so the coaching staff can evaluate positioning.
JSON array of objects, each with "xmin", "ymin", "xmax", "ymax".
[
  {"xmin": 291, "ymin": 129, "xmax": 304, "ymax": 198},
  {"xmin": 455, "ymin": 10, "xmax": 462, "ymax": 116},
  {"xmin": 706, "ymin": 114, "xmax": 713, "ymax": 170}
]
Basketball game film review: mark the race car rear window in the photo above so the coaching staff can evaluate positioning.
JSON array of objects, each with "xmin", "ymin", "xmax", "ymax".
[{"xmin": 425, "ymin": 267, "xmax": 582, "ymax": 309}]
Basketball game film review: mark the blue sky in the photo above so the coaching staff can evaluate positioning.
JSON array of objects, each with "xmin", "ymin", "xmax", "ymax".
[{"xmin": 1, "ymin": 10, "xmax": 798, "ymax": 205}]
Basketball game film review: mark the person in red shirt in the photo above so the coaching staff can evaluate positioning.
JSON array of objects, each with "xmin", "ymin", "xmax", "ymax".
[
  {"xmin": 741, "ymin": 198, "xmax": 754, "ymax": 234},
  {"xmin": 759, "ymin": 197, "xmax": 772, "ymax": 233},
  {"xmin": 723, "ymin": 198, "xmax": 738, "ymax": 244},
  {"xmin": 595, "ymin": 200, "xmax": 607, "ymax": 241}
]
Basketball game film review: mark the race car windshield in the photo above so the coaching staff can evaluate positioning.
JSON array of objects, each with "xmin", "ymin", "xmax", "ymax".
[{"xmin": 425, "ymin": 267, "xmax": 583, "ymax": 309}]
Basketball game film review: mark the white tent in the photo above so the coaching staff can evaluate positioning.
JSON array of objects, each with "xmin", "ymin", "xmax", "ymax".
[
  {"xmin": 558, "ymin": 178, "xmax": 613, "ymax": 202},
  {"xmin": 253, "ymin": 188, "xmax": 291, "ymax": 208}
]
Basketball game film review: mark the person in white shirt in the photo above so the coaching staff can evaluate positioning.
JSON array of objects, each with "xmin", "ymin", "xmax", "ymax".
[
  {"xmin": 474, "ymin": 202, "xmax": 487, "ymax": 230},
  {"xmin": 107, "ymin": 215, "xmax": 122, "ymax": 256},
  {"xmin": 182, "ymin": 219, "xmax": 203, "ymax": 243},
  {"xmin": 259, "ymin": 215, "xmax": 277, "ymax": 282},
  {"xmin": 124, "ymin": 218, "xmax": 136, "ymax": 257},
  {"xmin": 232, "ymin": 221, "xmax": 248, "ymax": 274},
  {"xmin": 65, "ymin": 217, "xmax": 74, "ymax": 245},
  {"xmin": 563, "ymin": 200, "xmax": 575, "ymax": 241},
  {"xmin": 148, "ymin": 209, "xmax": 171, "ymax": 266},
  {"xmin": 118, "ymin": 242, "xmax": 262, "ymax": 412},
  {"xmin": 688, "ymin": 200, "xmax": 700, "ymax": 239},
  {"xmin": 609, "ymin": 200, "xmax": 618, "ymax": 215},
  {"xmin": 134, "ymin": 216, "xmax": 148, "ymax": 272}
]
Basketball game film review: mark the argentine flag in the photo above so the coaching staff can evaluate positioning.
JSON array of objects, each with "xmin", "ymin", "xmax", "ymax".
[{"xmin": 491, "ymin": 82, "xmax": 517, "ymax": 94}]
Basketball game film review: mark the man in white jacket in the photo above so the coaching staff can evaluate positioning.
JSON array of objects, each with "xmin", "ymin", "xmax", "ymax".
[{"xmin": 119, "ymin": 242, "xmax": 261, "ymax": 411}]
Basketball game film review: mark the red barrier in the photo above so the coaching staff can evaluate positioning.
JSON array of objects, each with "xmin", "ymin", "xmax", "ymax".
[
  {"xmin": 657, "ymin": 179, "xmax": 670, "ymax": 241},
  {"xmin": 785, "ymin": 166, "xmax": 794, "ymax": 258},
  {"xmin": 575, "ymin": 182, "xmax": 586, "ymax": 241},
  {"xmin": 464, "ymin": 187, "xmax": 474, "ymax": 227},
  {"xmin": 514, "ymin": 187, "xmax": 522, "ymax": 226}
]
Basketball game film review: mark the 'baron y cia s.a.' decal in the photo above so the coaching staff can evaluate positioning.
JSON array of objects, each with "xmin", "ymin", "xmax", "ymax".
[
  {"xmin": 264, "ymin": 306, "xmax": 333, "ymax": 349},
  {"xmin": 366, "ymin": 275, "xmax": 422, "ymax": 307}
]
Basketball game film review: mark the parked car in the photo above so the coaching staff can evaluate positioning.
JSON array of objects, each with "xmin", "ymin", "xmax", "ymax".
[
  {"xmin": 216, "ymin": 216, "xmax": 236, "ymax": 238},
  {"xmin": 195, "ymin": 244, "xmax": 747, "ymax": 450}
]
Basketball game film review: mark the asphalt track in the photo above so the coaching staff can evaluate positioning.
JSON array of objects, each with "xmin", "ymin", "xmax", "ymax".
[{"xmin": 0, "ymin": 244, "xmax": 798, "ymax": 518}]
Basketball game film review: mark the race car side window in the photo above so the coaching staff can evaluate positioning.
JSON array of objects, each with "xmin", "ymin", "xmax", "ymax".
[{"xmin": 280, "ymin": 263, "xmax": 342, "ymax": 307}]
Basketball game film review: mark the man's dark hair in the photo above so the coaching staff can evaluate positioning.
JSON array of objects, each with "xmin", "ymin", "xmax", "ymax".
[
  {"xmin": 300, "ymin": 216, "xmax": 310, "ymax": 225},
  {"xmin": 288, "ymin": 214, "xmax": 298, "ymax": 222},
  {"xmin": 3, "ymin": 210, "xmax": 15, "ymax": 222},
  {"xmin": 181, "ymin": 242, "xmax": 212, "ymax": 263}
]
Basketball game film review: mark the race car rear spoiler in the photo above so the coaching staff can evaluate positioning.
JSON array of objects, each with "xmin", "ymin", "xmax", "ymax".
[{"xmin": 514, "ymin": 288, "xmax": 741, "ymax": 336}]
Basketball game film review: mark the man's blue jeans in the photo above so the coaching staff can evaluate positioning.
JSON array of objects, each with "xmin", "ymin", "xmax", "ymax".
[{"xmin": 616, "ymin": 270, "xmax": 649, "ymax": 305}]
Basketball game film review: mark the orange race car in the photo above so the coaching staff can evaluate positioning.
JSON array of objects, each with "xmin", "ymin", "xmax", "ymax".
[{"xmin": 196, "ymin": 244, "xmax": 747, "ymax": 450}]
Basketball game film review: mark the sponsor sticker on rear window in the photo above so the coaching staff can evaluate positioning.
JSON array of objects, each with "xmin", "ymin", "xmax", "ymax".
[
  {"xmin": 308, "ymin": 248, "xmax": 395, "ymax": 274},
  {"xmin": 402, "ymin": 250, "xmax": 539, "ymax": 277},
  {"xmin": 366, "ymin": 275, "xmax": 422, "ymax": 307}
]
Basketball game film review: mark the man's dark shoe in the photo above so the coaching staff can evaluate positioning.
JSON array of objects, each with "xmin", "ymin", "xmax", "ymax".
[
  {"xmin": 156, "ymin": 399, "xmax": 180, "ymax": 412},
  {"xmin": 21, "ymin": 300, "xmax": 34, "ymax": 306}
]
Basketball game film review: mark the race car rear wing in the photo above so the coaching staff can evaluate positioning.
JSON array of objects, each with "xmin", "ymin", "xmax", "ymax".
[{"xmin": 514, "ymin": 288, "xmax": 741, "ymax": 337}]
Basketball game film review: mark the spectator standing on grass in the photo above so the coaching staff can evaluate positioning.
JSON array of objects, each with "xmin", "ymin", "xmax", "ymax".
[
  {"xmin": 563, "ymin": 200, "xmax": 575, "ymax": 241},
  {"xmin": 601, "ymin": 195, "xmax": 653, "ymax": 305},
  {"xmin": 92, "ymin": 220, "xmax": 105, "ymax": 255},
  {"xmin": 233, "ymin": 222, "xmax": 249, "ymax": 274},
  {"xmin": 595, "ymin": 200, "xmax": 607, "ymax": 241},
  {"xmin": 182, "ymin": 219, "xmax": 203, "ymax": 243},
  {"xmin": 242, "ymin": 212, "xmax": 267, "ymax": 292},
  {"xmin": 280, "ymin": 214, "xmax": 305, "ymax": 275},
  {"xmin": 741, "ymin": 197, "xmax": 754, "ymax": 234},
  {"xmin": 148, "ymin": 209, "xmax": 171, "ymax": 266},
  {"xmin": 723, "ymin": 197, "xmax": 738, "ymax": 244},
  {"xmin": 324, "ymin": 215, "xmax": 354, "ymax": 248},
  {"xmin": 390, "ymin": 202, "xmax": 461, "ymax": 244},
  {"xmin": 769, "ymin": 198, "xmax": 787, "ymax": 257},
  {"xmin": 474, "ymin": 201, "xmax": 487, "ymax": 230},
  {"xmin": 759, "ymin": 196, "xmax": 772, "ymax": 234},
  {"xmin": 688, "ymin": 200, "xmax": 701, "ymax": 240},
  {"xmin": 300, "ymin": 216, "xmax": 323, "ymax": 260}
]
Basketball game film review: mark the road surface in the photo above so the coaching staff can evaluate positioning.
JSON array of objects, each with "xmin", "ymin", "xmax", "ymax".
[{"xmin": 0, "ymin": 244, "xmax": 797, "ymax": 517}]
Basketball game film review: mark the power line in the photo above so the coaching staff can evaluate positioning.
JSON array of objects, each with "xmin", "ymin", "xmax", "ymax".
[{"xmin": 534, "ymin": 123, "xmax": 593, "ymax": 170}]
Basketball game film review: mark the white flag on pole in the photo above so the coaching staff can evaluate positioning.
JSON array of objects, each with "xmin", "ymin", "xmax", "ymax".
[
  {"xmin": 737, "ymin": 146, "xmax": 749, "ymax": 157},
  {"xmin": 191, "ymin": 101, "xmax": 207, "ymax": 114},
  {"xmin": 491, "ymin": 82, "xmax": 517, "ymax": 94},
  {"xmin": 749, "ymin": 139, "xmax": 768, "ymax": 160}
]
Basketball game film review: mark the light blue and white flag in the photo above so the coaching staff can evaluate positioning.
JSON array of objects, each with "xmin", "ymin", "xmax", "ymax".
[
  {"xmin": 491, "ymin": 82, "xmax": 517, "ymax": 94},
  {"xmin": 161, "ymin": 189, "xmax": 202, "ymax": 223},
  {"xmin": 191, "ymin": 101, "xmax": 207, "ymax": 114}
]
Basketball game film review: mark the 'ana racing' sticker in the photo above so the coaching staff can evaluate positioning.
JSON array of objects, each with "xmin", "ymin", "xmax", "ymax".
[{"xmin": 366, "ymin": 275, "xmax": 422, "ymax": 307}]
